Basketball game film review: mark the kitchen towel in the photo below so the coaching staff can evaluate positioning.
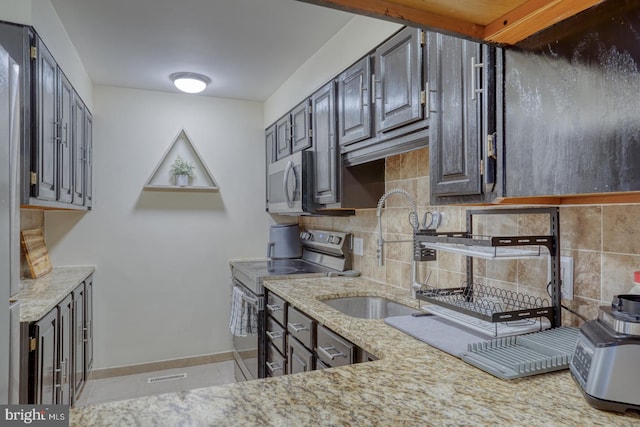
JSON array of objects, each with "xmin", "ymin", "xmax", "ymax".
[
  {"xmin": 246, "ymin": 300, "xmax": 258, "ymax": 335},
  {"xmin": 229, "ymin": 286, "xmax": 246, "ymax": 337}
]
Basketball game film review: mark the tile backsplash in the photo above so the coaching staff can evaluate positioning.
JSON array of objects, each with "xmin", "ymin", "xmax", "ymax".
[{"xmin": 299, "ymin": 147, "xmax": 640, "ymax": 327}]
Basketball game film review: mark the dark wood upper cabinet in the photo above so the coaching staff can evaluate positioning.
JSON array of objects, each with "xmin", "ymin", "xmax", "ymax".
[
  {"xmin": 311, "ymin": 81, "xmax": 338, "ymax": 205},
  {"xmin": 427, "ymin": 30, "xmax": 500, "ymax": 205},
  {"xmin": 265, "ymin": 124, "xmax": 276, "ymax": 165},
  {"xmin": 290, "ymin": 99, "xmax": 311, "ymax": 153},
  {"xmin": 84, "ymin": 110, "xmax": 93, "ymax": 209},
  {"xmin": 15, "ymin": 27, "xmax": 94, "ymax": 210},
  {"xmin": 429, "ymin": 33, "xmax": 483, "ymax": 198},
  {"xmin": 341, "ymin": 27, "xmax": 428, "ymax": 168},
  {"xmin": 34, "ymin": 37, "xmax": 57, "ymax": 201},
  {"xmin": 57, "ymin": 72, "xmax": 73, "ymax": 203},
  {"xmin": 337, "ymin": 55, "xmax": 372, "ymax": 146},
  {"xmin": 274, "ymin": 114, "xmax": 291, "ymax": 161},
  {"xmin": 374, "ymin": 27, "xmax": 424, "ymax": 133},
  {"xmin": 72, "ymin": 94, "xmax": 85, "ymax": 206}
]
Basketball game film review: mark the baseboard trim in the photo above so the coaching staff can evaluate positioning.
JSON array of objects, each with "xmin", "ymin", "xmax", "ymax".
[{"xmin": 91, "ymin": 352, "xmax": 234, "ymax": 380}]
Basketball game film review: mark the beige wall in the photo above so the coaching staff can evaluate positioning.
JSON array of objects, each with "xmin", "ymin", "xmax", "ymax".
[
  {"xmin": 300, "ymin": 147, "xmax": 640, "ymax": 327},
  {"xmin": 45, "ymin": 85, "xmax": 270, "ymax": 370},
  {"xmin": 264, "ymin": 15, "xmax": 401, "ymax": 127}
]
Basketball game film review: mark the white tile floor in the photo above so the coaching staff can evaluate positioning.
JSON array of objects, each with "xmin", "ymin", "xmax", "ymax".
[{"xmin": 74, "ymin": 360, "xmax": 236, "ymax": 407}]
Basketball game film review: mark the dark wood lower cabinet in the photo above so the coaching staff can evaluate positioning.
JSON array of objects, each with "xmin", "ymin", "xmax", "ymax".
[
  {"xmin": 265, "ymin": 342, "xmax": 286, "ymax": 377},
  {"xmin": 31, "ymin": 309, "xmax": 57, "ymax": 405},
  {"xmin": 58, "ymin": 294, "xmax": 73, "ymax": 405},
  {"xmin": 264, "ymin": 290, "xmax": 372, "ymax": 377},
  {"xmin": 72, "ymin": 283, "xmax": 85, "ymax": 401},
  {"xmin": 287, "ymin": 337, "xmax": 314, "ymax": 374},
  {"xmin": 27, "ymin": 276, "xmax": 93, "ymax": 405}
]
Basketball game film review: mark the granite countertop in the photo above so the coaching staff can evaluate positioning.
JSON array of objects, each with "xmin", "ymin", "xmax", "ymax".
[
  {"xmin": 70, "ymin": 276, "xmax": 640, "ymax": 426},
  {"xmin": 17, "ymin": 266, "xmax": 95, "ymax": 322}
]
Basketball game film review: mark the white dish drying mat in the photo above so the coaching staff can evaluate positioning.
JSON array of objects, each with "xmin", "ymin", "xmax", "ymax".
[{"xmin": 385, "ymin": 314, "xmax": 488, "ymax": 356}]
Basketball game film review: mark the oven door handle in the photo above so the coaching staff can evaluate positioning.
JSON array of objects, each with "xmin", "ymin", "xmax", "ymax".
[{"xmin": 242, "ymin": 293, "xmax": 258, "ymax": 306}]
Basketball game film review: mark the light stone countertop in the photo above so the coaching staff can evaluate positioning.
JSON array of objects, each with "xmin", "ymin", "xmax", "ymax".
[
  {"xmin": 70, "ymin": 276, "xmax": 640, "ymax": 426},
  {"xmin": 17, "ymin": 266, "xmax": 95, "ymax": 322}
]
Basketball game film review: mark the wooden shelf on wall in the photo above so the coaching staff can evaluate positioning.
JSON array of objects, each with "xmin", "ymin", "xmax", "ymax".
[{"xmin": 144, "ymin": 129, "xmax": 220, "ymax": 192}]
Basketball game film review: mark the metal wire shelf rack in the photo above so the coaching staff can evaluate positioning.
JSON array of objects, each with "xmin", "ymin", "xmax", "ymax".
[
  {"xmin": 415, "ymin": 283, "xmax": 555, "ymax": 325},
  {"xmin": 413, "ymin": 208, "xmax": 561, "ymax": 328}
]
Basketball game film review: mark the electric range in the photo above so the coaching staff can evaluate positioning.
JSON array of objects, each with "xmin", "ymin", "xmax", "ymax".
[{"xmin": 229, "ymin": 229, "xmax": 354, "ymax": 382}]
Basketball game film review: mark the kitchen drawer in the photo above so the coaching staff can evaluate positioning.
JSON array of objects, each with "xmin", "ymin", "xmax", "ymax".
[
  {"xmin": 266, "ymin": 316, "xmax": 287, "ymax": 355},
  {"xmin": 266, "ymin": 342, "xmax": 286, "ymax": 377},
  {"xmin": 266, "ymin": 292, "xmax": 287, "ymax": 327},
  {"xmin": 316, "ymin": 324, "xmax": 355, "ymax": 368},
  {"xmin": 287, "ymin": 306, "xmax": 315, "ymax": 350},
  {"xmin": 288, "ymin": 336, "xmax": 314, "ymax": 374}
]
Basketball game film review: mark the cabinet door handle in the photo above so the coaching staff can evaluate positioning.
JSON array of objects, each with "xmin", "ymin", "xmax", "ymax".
[
  {"xmin": 266, "ymin": 361, "xmax": 283, "ymax": 373},
  {"xmin": 60, "ymin": 359, "xmax": 67, "ymax": 382},
  {"xmin": 266, "ymin": 303, "xmax": 281, "ymax": 313},
  {"xmin": 288, "ymin": 322, "xmax": 308, "ymax": 333},
  {"xmin": 471, "ymin": 56, "xmax": 484, "ymax": 100},
  {"xmin": 317, "ymin": 345, "xmax": 346, "ymax": 361},
  {"xmin": 53, "ymin": 120, "xmax": 61, "ymax": 141},
  {"xmin": 371, "ymin": 74, "xmax": 380, "ymax": 102},
  {"xmin": 266, "ymin": 330, "xmax": 282, "ymax": 340},
  {"xmin": 360, "ymin": 75, "xmax": 369, "ymax": 107},
  {"xmin": 425, "ymin": 82, "xmax": 430, "ymax": 119}
]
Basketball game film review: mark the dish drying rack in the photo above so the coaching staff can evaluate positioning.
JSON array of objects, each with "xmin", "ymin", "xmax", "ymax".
[{"xmin": 413, "ymin": 208, "xmax": 561, "ymax": 329}]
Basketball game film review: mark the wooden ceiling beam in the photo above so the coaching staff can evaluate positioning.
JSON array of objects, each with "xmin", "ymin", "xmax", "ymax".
[
  {"xmin": 296, "ymin": 0, "xmax": 485, "ymax": 40},
  {"xmin": 484, "ymin": 0, "xmax": 605, "ymax": 44},
  {"xmin": 298, "ymin": 0, "xmax": 606, "ymax": 45}
]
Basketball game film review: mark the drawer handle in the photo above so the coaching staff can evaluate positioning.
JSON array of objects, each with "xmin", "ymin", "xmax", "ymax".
[
  {"xmin": 317, "ymin": 345, "xmax": 346, "ymax": 361},
  {"xmin": 266, "ymin": 330, "xmax": 282, "ymax": 340},
  {"xmin": 266, "ymin": 361, "xmax": 283, "ymax": 373},
  {"xmin": 266, "ymin": 304, "xmax": 282, "ymax": 313},
  {"xmin": 288, "ymin": 322, "xmax": 309, "ymax": 333}
]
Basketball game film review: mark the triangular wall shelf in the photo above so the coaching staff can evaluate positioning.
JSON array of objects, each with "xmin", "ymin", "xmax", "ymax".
[{"xmin": 144, "ymin": 129, "xmax": 220, "ymax": 192}]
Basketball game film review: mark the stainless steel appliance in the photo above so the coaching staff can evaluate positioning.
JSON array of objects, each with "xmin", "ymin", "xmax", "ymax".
[
  {"xmin": 570, "ymin": 294, "xmax": 640, "ymax": 413},
  {"xmin": 267, "ymin": 150, "xmax": 314, "ymax": 215},
  {"xmin": 0, "ymin": 40, "xmax": 21, "ymax": 404},
  {"xmin": 267, "ymin": 224, "xmax": 302, "ymax": 259},
  {"xmin": 230, "ymin": 229, "xmax": 353, "ymax": 382}
]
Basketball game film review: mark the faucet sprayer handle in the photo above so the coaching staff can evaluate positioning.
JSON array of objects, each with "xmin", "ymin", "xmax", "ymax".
[{"xmin": 420, "ymin": 212, "xmax": 432, "ymax": 230}]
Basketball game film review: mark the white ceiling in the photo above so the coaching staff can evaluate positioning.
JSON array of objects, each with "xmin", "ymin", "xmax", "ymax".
[{"xmin": 49, "ymin": 0, "xmax": 354, "ymax": 101}]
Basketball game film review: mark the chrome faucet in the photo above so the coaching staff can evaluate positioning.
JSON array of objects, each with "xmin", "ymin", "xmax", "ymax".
[{"xmin": 376, "ymin": 188, "xmax": 419, "ymax": 267}]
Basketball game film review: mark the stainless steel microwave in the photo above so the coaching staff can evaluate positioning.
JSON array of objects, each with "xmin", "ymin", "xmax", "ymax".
[{"xmin": 267, "ymin": 150, "xmax": 314, "ymax": 215}]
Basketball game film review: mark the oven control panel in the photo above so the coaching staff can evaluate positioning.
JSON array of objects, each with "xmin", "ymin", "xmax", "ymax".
[
  {"xmin": 300, "ymin": 229, "xmax": 351, "ymax": 259},
  {"xmin": 301, "ymin": 230, "xmax": 348, "ymax": 249}
]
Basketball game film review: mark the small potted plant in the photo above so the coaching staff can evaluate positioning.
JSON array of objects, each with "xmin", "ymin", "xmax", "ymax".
[{"xmin": 170, "ymin": 155, "xmax": 195, "ymax": 187}]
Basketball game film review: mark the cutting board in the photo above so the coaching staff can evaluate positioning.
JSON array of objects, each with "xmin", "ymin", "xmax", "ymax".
[{"xmin": 21, "ymin": 229, "xmax": 53, "ymax": 278}]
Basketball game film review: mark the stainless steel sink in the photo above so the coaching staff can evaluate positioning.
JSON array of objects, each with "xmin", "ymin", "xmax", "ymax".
[{"xmin": 320, "ymin": 296, "xmax": 420, "ymax": 319}]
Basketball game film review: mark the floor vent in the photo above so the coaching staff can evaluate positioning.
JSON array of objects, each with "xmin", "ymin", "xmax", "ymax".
[{"xmin": 147, "ymin": 373, "xmax": 187, "ymax": 384}]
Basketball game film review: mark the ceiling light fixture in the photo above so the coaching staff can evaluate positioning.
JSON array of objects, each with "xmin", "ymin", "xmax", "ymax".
[{"xmin": 170, "ymin": 72, "xmax": 211, "ymax": 94}]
